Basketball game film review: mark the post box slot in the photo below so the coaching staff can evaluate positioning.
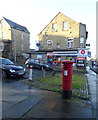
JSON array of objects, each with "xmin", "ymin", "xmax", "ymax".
[{"xmin": 64, "ymin": 67, "xmax": 69, "ymax": 68}]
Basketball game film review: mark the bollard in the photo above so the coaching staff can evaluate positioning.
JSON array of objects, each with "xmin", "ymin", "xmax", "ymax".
[
  {"xmin": 29, "ymin": 65, "xmax": 33, "ymax": 80},
  {"xmin": 42, "ymin": 66, "xmax": 46, "ymax": 77},
  {"xmin": 62, "ymin": 60, "xmax": 74, "ymax": 99}
]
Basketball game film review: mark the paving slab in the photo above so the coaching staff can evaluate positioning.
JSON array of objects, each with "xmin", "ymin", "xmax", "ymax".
[
  {"xmin": 1, "ymin": 67, "xmax": 97, "ymax": 119},
  {"xmin": 2, "ymin": 96, "xmax": 43, "ymax": 118}
]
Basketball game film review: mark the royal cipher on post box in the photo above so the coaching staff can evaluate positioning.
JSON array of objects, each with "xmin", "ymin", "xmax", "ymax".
[{"xmin": 62, "ymin": 60, "xmax": 74, "ymax": 99}]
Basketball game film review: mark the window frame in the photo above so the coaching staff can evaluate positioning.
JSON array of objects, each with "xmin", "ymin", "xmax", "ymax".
[
  {"xmin": 62, "ymin": 22, "xmax": 68, "ymax": 31},
  {"xmin": 67, "ymin": 38, "xmax": 74, "ymax": 48},
  {"xmin": 80, "ymin": 37, "xmax": 85, "ymax": 43},
  {"xmin": 56, "ymin": 43, "xmax": 60, "ymax": 49},
  {"xmin": 52, "ymin": 23, "xmax": 57, "ymax": 31},
  {"xmin": 47, "ymin": 40, "xmax": 53, "ymax": 47}
]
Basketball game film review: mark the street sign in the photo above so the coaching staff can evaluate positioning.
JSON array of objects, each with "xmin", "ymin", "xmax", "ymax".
[
  {"xmin": 78, "ymin": 49, "xmax": 88, "ymax": 57},
  {"xmin": 81, "ymin": 50, "xmax": 85, "ymax": 54},
  {"xmin": 88, "ymin": 51, "xmax": 91, "ymax": 58},
  {"xmin": 76, "ymin": 57, "xmax": 86, "ymax": 68}
]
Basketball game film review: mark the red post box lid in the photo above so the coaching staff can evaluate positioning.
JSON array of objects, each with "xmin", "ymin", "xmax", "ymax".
[{"xmin": 62, "ymin": 60, "xmax": 74, "ymax": 64}]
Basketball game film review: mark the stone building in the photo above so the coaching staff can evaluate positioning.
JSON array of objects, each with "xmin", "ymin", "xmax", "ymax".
[
  {"xmin": 0, "ymin": 17, "xmax": 30, "ymax": 61},
  {"xmin": 31, "ymin": 12, "xmax": 88, "ymax": 65}
]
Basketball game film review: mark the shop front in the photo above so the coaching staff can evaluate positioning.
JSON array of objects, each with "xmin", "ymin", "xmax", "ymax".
[
  {"xmin": 30, "ymin": 49, "xmax": 88, "ymax": 68},
  {"xmin": 47, "ymin": 50, "xmax": 78, "ymax": 66}
]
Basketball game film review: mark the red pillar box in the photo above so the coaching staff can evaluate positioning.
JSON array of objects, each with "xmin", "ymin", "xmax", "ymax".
[{"xmin": 62, "ymin": 60, "xmax": 74, "ymax": 99}]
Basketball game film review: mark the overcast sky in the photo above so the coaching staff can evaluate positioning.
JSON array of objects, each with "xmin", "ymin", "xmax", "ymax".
[{"xmin": 0, "ymin": 0, "xmax": 97, "ymax": 58}]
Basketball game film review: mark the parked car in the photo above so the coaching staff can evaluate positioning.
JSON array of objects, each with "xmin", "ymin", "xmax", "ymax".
[
  {"xmin": 25, "ymin": 58, "xmax": 53, "ymax": 71},
  {"xmin": 0, "ymin": 58, "xmax": 26, "ymax": 78}
]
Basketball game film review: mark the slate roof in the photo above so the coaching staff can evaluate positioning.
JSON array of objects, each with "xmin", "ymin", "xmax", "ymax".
[{"xmin": 3, "ymin": 17, "xmax": 30, "ymax": 34}]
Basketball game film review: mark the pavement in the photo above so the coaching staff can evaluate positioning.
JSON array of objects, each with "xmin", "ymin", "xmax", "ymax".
[
  {"xmin": 86, "ymin": 66, "xmax": 98, "ymax": 119},
  {"xmin": 0, "ymin": 66, "xmax": 97, "ymax": 119},
  {"xmin": 91, "ymin": 65, "xmax": 98, "ymax": 74}
]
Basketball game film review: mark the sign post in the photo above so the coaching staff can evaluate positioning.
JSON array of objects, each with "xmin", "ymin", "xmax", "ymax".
[{"xmin": 77, "ymin": 48, "xmax": 89, "ymax": 69}]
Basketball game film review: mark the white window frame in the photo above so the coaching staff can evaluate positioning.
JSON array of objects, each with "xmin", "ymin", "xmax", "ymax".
[
  {"xmin": 47, "ymin": 40, "xmax": 53, "ymax": 46},
  {"xmin": 52, "ymin": 23, "xmax": 57, "ymax": 31},
  {"xmin": 80, "ymin": 37, "xmax": 85, "ymax": 43},
  {"xmin": 67, "ymin": 38, "xmax": 74, "ymax": 48},
  {"xmin": 56, "ymin": 43, "xmax": 60, "ymax": 49},
  {"xmin": 62, "ymin": 22, "xmax": 68, "ymax": 30},
  {"xmin": 2, "ymin": 31, "xmax": 6, "ymax": 39}
]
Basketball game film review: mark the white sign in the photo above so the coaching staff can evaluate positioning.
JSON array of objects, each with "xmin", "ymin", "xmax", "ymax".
[
  {"xmin": 64, "ymin": 70, "xmax": 68, "ymax": 76},
  {"xmin": 78, "ymin": 49, "xmax": 88, "ymax": 57}
]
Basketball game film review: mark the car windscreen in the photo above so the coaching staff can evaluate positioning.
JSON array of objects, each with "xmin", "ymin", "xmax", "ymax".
[{"xmin": 1, "ymin": 59, "xmax": 14, "ymax": 65}]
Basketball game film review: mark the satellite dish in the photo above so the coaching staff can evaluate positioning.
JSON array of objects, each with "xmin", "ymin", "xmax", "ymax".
[{"xmin": 36, "ymin": 43, "xmax": 40, "ymax": 47}]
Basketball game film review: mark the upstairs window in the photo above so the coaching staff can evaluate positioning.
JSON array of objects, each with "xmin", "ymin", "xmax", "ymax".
[
  {"xmin": 67, "ymin": 38, "xmax": 74, "ymax": 48},
  {"xmin": 52, "ymin": 23, "xmax": 57, "ymax": 31},
  {"xmin": 1, "ymin": 22, "xmax": 4, "ymax": 28},
  {"xmin": 2, "ymin": 31, "xmax": 6, "ymax": 39},
  {"xmin": 47, "ymin": 40, "xmax": 53, "ymax": 46},
  {"xmin": 80, "ymin": 37, "xmax": 85, "ymax": 43},
  {"xmin": 62, "ymin": 22, "xmax": 68, "ymax": 30},
  {"xmin": 0, "ymin": 21, "xmax": 1, "ymax": 28}
]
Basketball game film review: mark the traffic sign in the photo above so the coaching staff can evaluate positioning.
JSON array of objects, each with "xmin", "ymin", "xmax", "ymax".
[{"xmin": 81, "ymin": 50, "xmax": 85, "ymax": 54}]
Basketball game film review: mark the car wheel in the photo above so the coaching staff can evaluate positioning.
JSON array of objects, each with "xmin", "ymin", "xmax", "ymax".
[{"xmin": 2, "ymin": 70, "xmax": 7, "ymax": 78}]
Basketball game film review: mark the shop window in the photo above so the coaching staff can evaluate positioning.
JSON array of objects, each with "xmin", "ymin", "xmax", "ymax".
[
  {"xmin": 67, "ymin": 38, "xmax": 74, "ymax": 48},
  {"xmin": 47, "ymin": 40, "xmax": 53, "ymax": 46}
]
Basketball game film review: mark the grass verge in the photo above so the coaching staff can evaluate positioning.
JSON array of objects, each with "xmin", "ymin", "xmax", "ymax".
[{"xmin": 22, "ymin": 69, "xmax": 89, "ymax": 99}]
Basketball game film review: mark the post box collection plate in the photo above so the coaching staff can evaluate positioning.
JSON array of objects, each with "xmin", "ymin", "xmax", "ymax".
[{"xmin": 64, "ymin": 70, "xmax": 68, "ymax": 76}]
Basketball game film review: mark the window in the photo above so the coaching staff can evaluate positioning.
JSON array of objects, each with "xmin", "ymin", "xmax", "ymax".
[
  {"xmin": 52, "ymin": 23, "xmax": 57, "ymax": 31},
  {"xmin": 22, "ymin": 45, "xmax": 24, "ymax": 51},
  {"xmin": 62, "ymin": 22, "xmax": 68, "ymax": 30},
  {"xmin": 22, "ymin": 33, "xmax": 24, "ymax": 40},
  {"xmin": 0, "ymin": 21, "xmax": 1, "ymax": 28},
  {"xmin": 56, "ymin": 43, "xmax": 60, "ymax": 48},
  {"xmin": 1, "ymin": 22, "xmax": 4, "ymax": 28},
  {"xmin": 67, "ymin": 38, "xmax": 74, "ymax": 48},
  {"xmin": 47, "ymin": 40, "xmax": 53, "ymax": 46},
  {"xmin": 80, "ymin": 37, "xmax": 85, "ymax": 43},
  {"xmin": 2, "ymin": 31, "xmax": 6, "ymax": 39}
]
